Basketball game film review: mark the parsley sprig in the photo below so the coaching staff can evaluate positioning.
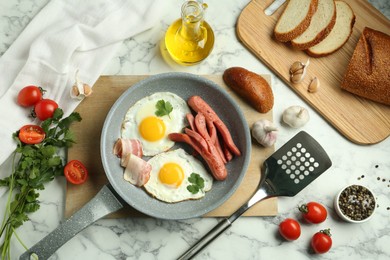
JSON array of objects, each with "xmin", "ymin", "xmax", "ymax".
[
  {"xmin": 0, "ymin": 108, "xmax": 81, "ymax": 259},
  {"xmin": 155, "ymin": 100, "xmax": 173, "ymax": 118},
  {"xmin": 187, "ymin": 173, "xmax": 205, "ymax": 194}
]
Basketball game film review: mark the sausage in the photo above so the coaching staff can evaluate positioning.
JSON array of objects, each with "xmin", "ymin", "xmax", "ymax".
[
  {"xmin": 186, "ymin": 113, "xmax": 196, "ymax": 131},
  {"xmin": 206, "ymin": 117, "xmax": 229, "ymax": 163},
  {"xmin": 188, "ymin": 96, "xmax": 241, "ymax": 156},
  {"xmin": 194, "ymin": 113, "xmax": 226, "ymax": 164},
  {"xmin": 168, "ymin": 133, "xmax": 227, "ymax": 181}
]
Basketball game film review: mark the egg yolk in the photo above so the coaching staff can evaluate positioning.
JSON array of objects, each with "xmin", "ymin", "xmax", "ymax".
[
  {"xmin": 139, "ymin": 116, "xmax": 166, "ymax": 141},
  {"xmin": 159, "ymin": 163, "xmax": 184, "ymax": 187}
]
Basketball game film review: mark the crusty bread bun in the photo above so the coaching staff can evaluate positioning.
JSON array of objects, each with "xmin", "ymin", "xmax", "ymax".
[
  {"xmin": 274, "ymin": 0, "xmax": 318, "ymax": 42},
  {"xmin": 291, "ymin": 0, "xmax": 336, "ymax": 50},
  {"xmin": 223, "ymin": 67, "xmax": 273, "ymax": 113},
  {"xmin": 306, "ymin": 1, "xmax": 355, "ymax": 57},
  {"xmin": 341, "ymin": 27, "xmax": 390, "ymax": 106}
]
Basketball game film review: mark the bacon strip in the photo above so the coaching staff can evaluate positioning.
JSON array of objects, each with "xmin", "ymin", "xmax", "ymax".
[
  {"xmin": 188, "ymin": 96, "xmax": 241, "ymax": 156},
  {"xmin": 113, "ymin": 138, "xmax": 143, "ymax": 158},
  {"xmin": 123, "ymin": 154, "xmax": 151, "ymax": 187},
  {"xmin": 113, "ymin": 138, "xmax": 150, "ymax": 186}
]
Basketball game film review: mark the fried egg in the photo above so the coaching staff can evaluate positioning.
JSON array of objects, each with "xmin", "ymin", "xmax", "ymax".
[
  {"xmin": 144, "ymin": 149, "xmax": 213, "ymax": 203},
  {"xmin": 121, "ymin": 92, "xmax": 191, "ymax": 156}
]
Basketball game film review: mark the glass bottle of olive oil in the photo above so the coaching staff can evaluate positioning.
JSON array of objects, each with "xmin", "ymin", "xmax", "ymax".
[{"xmin": 164, "ymin": 0, "xmax": 214, "ymax": 66}]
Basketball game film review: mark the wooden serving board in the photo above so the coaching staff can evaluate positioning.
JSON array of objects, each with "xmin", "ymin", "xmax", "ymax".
[
  {"xmin": 65, "ymin": 75, "xmax": 277, "ymax": 219},
  {"xmin": 237, "ymin": 0, "xmax": 390, "ymax": 145}
]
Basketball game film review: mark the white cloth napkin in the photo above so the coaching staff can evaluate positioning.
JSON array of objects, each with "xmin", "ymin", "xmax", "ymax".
[{"xmin": 0, "ymin": 0, "xmax": 163, "ymax": 166}]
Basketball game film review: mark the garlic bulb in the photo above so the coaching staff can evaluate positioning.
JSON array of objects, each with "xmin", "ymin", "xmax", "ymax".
[
  {"xmin": 70, "ymin": 69, "xmax": 92, "ymax": 100},
  {"xmin": 282, "ymin": 106, "xmax": 310, "ymax": 128},
  {"xmin": 251, "ymin": 119, "xmax": 278, "ymax": 147}
]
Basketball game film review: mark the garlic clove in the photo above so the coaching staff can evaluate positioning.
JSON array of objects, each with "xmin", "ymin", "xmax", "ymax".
[
  {"xmin": 289, "ymin": 58, "xmax": 310, "ymax": 84},
  {"xmin": 282, "ymin": 105, "xmax": 310, "ymax": 128},
  {"xmin": 70, "ymin": 69, "xmax": 93, "ymax": 100},
  {"xmin": 251, "ymin": 119, "xmax": 278, "ymax": 147},
  {"xmin": 83, "ymin": 84, "xmax": 93, "ymax": 97},
  {"xmin": 308, "ymin": 77, "xmax": 320, "ymax": 93}
]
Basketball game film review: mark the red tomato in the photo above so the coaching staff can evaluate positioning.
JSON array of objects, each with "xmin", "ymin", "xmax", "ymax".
[
  {"xmin": 34, "ymin": 99, "xmax": 58, "ymax": 121},
  {"xmin": 18, "ymin": 125, "xmax": 46, "ymax": 144},
  {"xmin": 17, "ymin": 85, "xmax": 43, "ymax": 107},
  {"xmin": 299, "ymin": 202, "xmax": 327, "ymax": 224},
  {"xmin": 279, "ymin": 218, "xmax": 301, "ymax": 241},
  {"xmin": 311, "ymin": 229, "xmax": 332, "ymax": 254},
  {"xmin": 64, "ymin": 160, "xmax": 88, "ymax": 185}
]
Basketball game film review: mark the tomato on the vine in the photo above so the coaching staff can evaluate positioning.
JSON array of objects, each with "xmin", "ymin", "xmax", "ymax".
[
  {"xmin": 299, "ymin": 202, "xmax": 327, "ymax": 224},
  {"xmin": 18, "ymin": 125, "xmax": 45, "ymax": 144},
  {"xmin": 279, "ymin": 218, "xmax": 301, "ymax": 241},
  {"xmin": 311, "ymin": 229, "xmax": 332, "ymax": 254},
  {"xmin": 64, "ymin": 160, "xmax": 88, "ymax": 185},
  {"xmin": 34, "ymin": 99, "xmax": 58, "ymax": 121},
  {"xmin": 17, "ymin": 85, "xmax": 43, "ymax": 107}
]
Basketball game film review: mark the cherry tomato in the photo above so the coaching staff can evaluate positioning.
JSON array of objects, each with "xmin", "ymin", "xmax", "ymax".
[
  {"xmin": 34, "ymin": 99, "xmax": 58, "ymax": 121},
  {"xmin": 299, "ymin": 202, "xmax": 327, "ymax": 224},
  {"xmin": 17, "ymin": 85, "xmax": 43, "ymax": 107},
  {"xmin": 18, "ymin": 125, "xmax": 46, "ymax": 144},
  {"xmin": 64, "ymin": 160, "xmax": 88, "ymax": 185},
  {"xmin": 279, "ymin": 218, "xmax": 301, "ymax": 241},
  {"xmin": 311, "ymin": 229, "xmax": 332, "ymax": 254}
]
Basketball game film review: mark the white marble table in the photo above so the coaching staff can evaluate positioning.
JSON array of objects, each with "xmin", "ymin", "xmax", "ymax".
[{"xmin": 1, "ymin": 0, "xmax": 389, "ymax": 259}]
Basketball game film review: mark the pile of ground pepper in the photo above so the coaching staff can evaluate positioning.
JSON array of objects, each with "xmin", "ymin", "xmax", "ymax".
[{"xmin": 338, "ymin": 185, "xmax": 376, "ymax": 221}]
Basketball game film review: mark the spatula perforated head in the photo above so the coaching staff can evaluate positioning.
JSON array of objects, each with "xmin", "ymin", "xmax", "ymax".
[{"xmin": 263, "ymin": 131, "xmax": 332, "ymax": 197}]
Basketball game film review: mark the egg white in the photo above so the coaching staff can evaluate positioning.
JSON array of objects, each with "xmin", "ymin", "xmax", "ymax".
[
  {"xmin": 121, "ymin": 92, "xmax": 191, "ymax": 156},
  {"xmin": 144, "ymin": 148, "xmax": 213, "ymax": 203}
]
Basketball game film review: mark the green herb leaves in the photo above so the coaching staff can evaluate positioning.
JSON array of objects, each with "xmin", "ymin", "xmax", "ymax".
[
  {"xmin": 0, "ymin": 108, "xmax": 81, "ymax": 259},
  {"xmin": 187, "ymin": 173, "xmax": 205, "ymax": 194},
  {"xmin": 155, "ymin": 100, "xmax": 173, "ymax": 118}
]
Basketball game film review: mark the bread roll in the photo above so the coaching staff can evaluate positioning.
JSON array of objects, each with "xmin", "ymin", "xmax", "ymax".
[
  {"xmin": 341, "ymin": 27, "xmax": 390, "ymax": 106},
  {"xmin": 223, "ymin": 67, "xmax": 274, "ymax": 113}
]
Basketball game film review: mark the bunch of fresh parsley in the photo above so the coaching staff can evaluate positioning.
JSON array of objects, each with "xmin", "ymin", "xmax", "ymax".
[{"xmin": 0, "ymin": 108, "xmax": 81, "ymax": 259}]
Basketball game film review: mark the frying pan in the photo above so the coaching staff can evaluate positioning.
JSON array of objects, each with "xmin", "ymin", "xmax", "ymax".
[{"xmin": 19, "ymin": 72, "xmax": 251, "ymax": 259}]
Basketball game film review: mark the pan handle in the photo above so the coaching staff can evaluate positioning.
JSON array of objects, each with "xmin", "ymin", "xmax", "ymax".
[{"xmin": 19, "ymin": 184, "xmax": 124, "ymax": 260}]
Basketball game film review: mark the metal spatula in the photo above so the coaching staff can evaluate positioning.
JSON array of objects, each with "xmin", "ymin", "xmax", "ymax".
[{"xmin": 178, "ymin": 131, "xmax": 332, "ymax": 260}]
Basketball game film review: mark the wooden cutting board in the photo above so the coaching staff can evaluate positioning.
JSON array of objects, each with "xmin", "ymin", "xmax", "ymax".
[
  {"xmin": 237, "ymin": 0, "xmax": 390, "ymax": 145},
  {"xmin": 65, "ymin": 75, "xmax": 277, "ymax": 219}
]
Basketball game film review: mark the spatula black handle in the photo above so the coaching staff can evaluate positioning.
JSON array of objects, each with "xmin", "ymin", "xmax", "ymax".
[
  {"xmin": 177, "ymin": 218, "xmax": 232, "ymax": 260},
  {"xmin": 177, "ymin": 186, "xmax": 270, "ymax": 260}
]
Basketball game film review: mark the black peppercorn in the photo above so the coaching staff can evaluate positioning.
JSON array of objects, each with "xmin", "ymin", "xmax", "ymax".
[{"xmin": 338, "ymin": 185, "xmax": 376, "ymax": 221}]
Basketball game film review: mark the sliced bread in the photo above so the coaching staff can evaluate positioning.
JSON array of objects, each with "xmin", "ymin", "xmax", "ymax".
[
  {"xmin": 274, "ymin": 0, "xmax": 319, "ymax": 42},
  {"xmin": 306, "ymin": 1, "xmax": 355, "ymax": 57},
  {"xmin": 291, "ymin": 0, "xmax": 336, "ymax": 50}
]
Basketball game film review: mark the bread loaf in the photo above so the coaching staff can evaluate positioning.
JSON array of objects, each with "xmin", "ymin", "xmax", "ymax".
[
  {"xmin": 291, "ymin": 0, "xmax": 336, "ymax": 50},
  {"xmin": 223, "ymin": 67, "xmax": 273, "ymax": 113},
  {"xmin": 274, "ymin": 0, "xmax": 318, "ymax": 42},
  {"xmin": 341, "ymin": 27, "xmax": 390, "ymax": 106},
  {"xmin": 306, "ymin": 1, "xmax": 355, "ymax": 57}
]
